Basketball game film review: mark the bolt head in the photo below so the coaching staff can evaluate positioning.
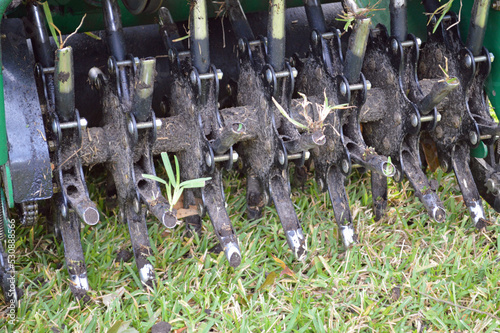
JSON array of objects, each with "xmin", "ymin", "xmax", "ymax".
[
  {"xmin": 265, "ymin": 69, "xmax": 273, "ymax": 83},
  {"xmin": 80, "ymin": 118, "xmax": 88, "ymax": 130},
  {"xmin": 340, "ymin": 82, "xmax": 347, "ymax": 96},
  {"xmin": 52, "ymin": 119, "xmax": 58, "ymax": 134},
  {"xmin": 278, "ymin": 150, "xmax": 285, "ymax": 165},
  {"xmin": 205, "ymin": 152, "xmax": 212, "ymax": 167},
  {"xmin": 469, "ymin": 131, "xmax": 478, "ymax": 145},
  {"xmin": 342, "ymin": 159, "xmax": 349, "ymax": 173},
  {"xmin": 155, "ymin": 119, "xmax": 162, "ymax": 129},
  {"xmin": 464, "ymin": 54, "xmax": 472, "ymax": 68},
  {"xmin": 133, "ymin": 198, "xmax": 140, "ymax": 213},
  {"xmin": 128, "ymin": 120, "xmax": 135, "ymax": 135},
  {"xmin": 391, "ymin": 39, "xmax": 398, "ymax": 54},
  {"xmin": 190, "ymin": 70, "xmax": 197, "ymax": 85},
  {"xmin": 232, "ymin": 151, "xmax": 239, "ymax": 163},
  {"xmin": 311, "ymin": 30, "xmax": 319, "ymax": 44},
  {"xmin": 486, "ymin": 178, "xmax": 496, "ymax": 192},
  {"xmin": 238, "ymin": 38, "xmax": 245, "ymax": 53},
  {"xmin": 107, "ymin": 57, "xmax": 115, "ymax": 74},
  {"xmin": 411, "ymin": 114, "xmax": 418, "ymax": 127},
  {"xmin": 60, "ymin": 204, "xmax": 67, "ymax": 218}
]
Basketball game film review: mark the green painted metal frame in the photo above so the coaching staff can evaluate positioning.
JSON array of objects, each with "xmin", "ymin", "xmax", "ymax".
[{"xmin": 7, "ymin": 0, "xmax": 334, "ymax": 35}]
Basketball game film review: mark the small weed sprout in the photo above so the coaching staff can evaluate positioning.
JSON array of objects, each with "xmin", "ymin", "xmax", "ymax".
[
  {"xmin": 142, "ymin": 152, "xmax": 211, "ymax": 212},
  {"xmin": 272, "ymin": 91, "xmax": 352, "ymax": 134},
  {"xmin": 438, "ymin": 57, "xmax": 459, "ymax": 85}
]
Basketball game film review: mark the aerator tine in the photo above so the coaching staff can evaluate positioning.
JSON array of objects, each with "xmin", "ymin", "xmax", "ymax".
[
  {"xmin": 157, "ymin": 0, "xmax": 244, "ymax": 266},
  {"xmin": 25, "ymin": 2, "xmax": 99, "ymax": 298},
  {"xmin": 222, "ymin": 0, "xmax": 331, "ymax": 259},
  {"xmin": 418, "ymin": 0, "xmax": 497, "ymax": 228}
]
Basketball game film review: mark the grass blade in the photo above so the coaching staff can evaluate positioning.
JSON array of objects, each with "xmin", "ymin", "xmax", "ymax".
[
  {"xmin": 272, "ymin": 97, "xmax": 308, "ymax": 130},
  {"xmin": 179, "ymin": 178, "xmax": 212, "ymax": 189},
  {"xmin": 42, "ymin": 1, "xmax": 60, "ymax": 49},
  {"xmin": 142, "ymin": 174, "xmax": 167, "ymax": 185},
  {"xmin": 161, "ymin": 152, "xmax": 176, "ymax": 186},
  {"xmin": 175, "ymin": 155, "xmax": 180, "ymax": 186}
]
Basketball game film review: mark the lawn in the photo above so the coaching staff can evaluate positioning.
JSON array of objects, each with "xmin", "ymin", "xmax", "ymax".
[{"xmin": 1, "ymin": 166, "xmax": 500, "ymax": 332}]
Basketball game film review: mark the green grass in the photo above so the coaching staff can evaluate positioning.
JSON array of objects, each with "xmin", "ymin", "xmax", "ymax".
[{"xmin": 1, "ymin": 167, "xmax": 500, "ymax": 332}]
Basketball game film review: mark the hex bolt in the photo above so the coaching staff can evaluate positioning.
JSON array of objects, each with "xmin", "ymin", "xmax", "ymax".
[
  {"xmin": 349, "ymin": 81, "xmax": 372, "ymax": 91},
  {"xmin": 321, "ymin": 31, "xmax": 334, "ymax": 40},
  {"xmin": 486, "ymin": 178, "xmax": 499, "ymax": 194},
  {"xmin": 42, "ymin": 66, "xmax": 55, "ymax": 74},
  {"xmin": 420, "ymin": 114, "xmax": 440, "ymax": 123},
  {"xmin": 136, "ymin": 119, "xmax": 162, "ymax": 130},
  {"xmin": 474, "ymin": 53, "xmax": 495, "ymax": 63},
  {"xmin": 214, "ymin": 152, "xmax": 239, "ymax": 163},
  {"xmin": 464, "ymin": 54, "xmax": 472, "ymax": 68},
  {"xmin": 340, "ymin": 82, "xmax": 347, "ymax": 96},
  {"xmin": 198, "ymin": 69, "xmax": 223, "ymax": 81},
  {"xmin": 133, "ymin": 198, "xmax": 140, "ymax": 213},
  {"xmin": 59, "ymin": 118, "xmax": 88, "ymax": 130},
  {"xmin": 48, "ymin": 140, "xmax": 57, "ymax": 152},
  {"xmin": 116, "ymin": 58, "xmax": 139, "ymax": 68},
  {"xmin": 469, "ymin": 131, "xmax": 478, "ymax": 145},
  {"xmin": 278, "ymin": 150, "xmax": 285, "ymax": 165},
  {"xmin": 401, "ymin": 38, "xmax": 422, "ymax": 48},
  {"xmin": 342, "ymin": 159, "xmax": 349, "ymax": 173},
  {"xmin": 249, "ymin": 39, "xmax": 262, "ymax": 47},
  {"xmin": 205, "ymin": 152, "xmax": 213, "ymax": 167},
  {"xmin": 287, "ymin": 152, "xmax": 310, "ymax": 161},
  {"xmin": 411, "ymin": 114, "xmax": 419, "ymax": 127},
  {"xmin": 275, "ymin": 68, "xmax": 298, "ymax": 79}
]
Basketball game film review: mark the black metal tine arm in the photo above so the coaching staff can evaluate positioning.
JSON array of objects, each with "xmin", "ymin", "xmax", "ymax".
[
  {"xmin": 304, "ymin": 0, "xmax": 328, "ymax": 34},
  {"xmin": 225, "ymin": 0, "xmax": 255, "ymax": 41},
  {"xmin": 26, "ymin": 2, "xmax": 100, "ymax": 297},
  {"xmin": 452, "ymin": 143, "xmax": 488, "ymax": 228},
  {"xmin": 389, "ymin": 0, "xmax": 407, "ymax": 43}
]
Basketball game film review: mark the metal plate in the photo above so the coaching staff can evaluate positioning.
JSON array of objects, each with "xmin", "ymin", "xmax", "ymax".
[{"xmin": 2, "ymin": 18, "xmax": 52, "ymax": 203}]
